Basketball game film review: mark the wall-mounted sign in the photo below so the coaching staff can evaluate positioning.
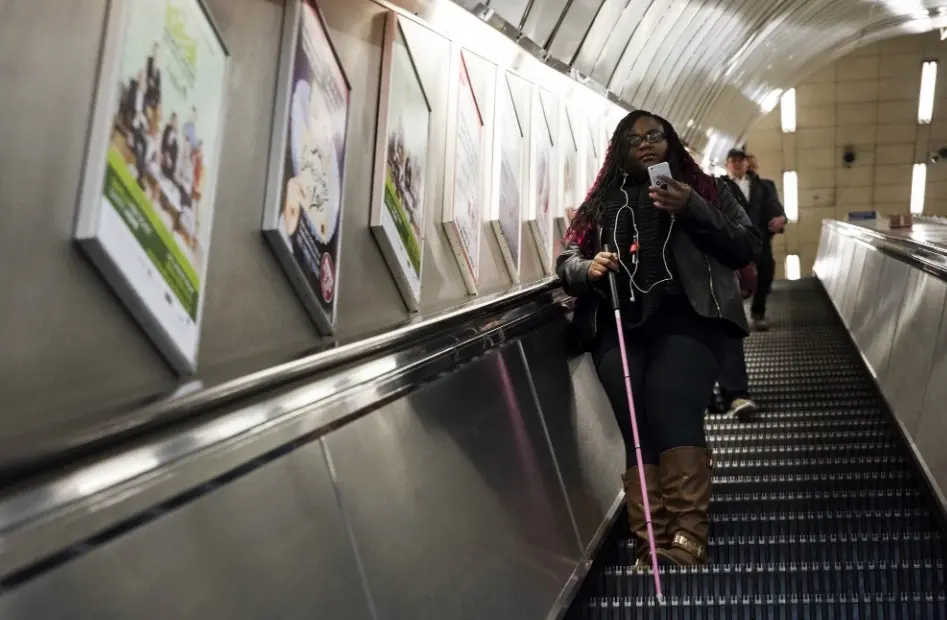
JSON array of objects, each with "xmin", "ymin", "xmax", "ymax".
[
  {"xmin": 73, "ymin": 0, "xmax": 229, "ymax": 374},
  {"xmin": 443, "ymin": 48, "xmax": 485, "ymax": 294},
  {"xmin": 370, "ymin": 12, "xmax": 432, "ymax": 312},
  {"xmin": 263, "ymin": 0, "xmax": 351, "ymax": 334}
]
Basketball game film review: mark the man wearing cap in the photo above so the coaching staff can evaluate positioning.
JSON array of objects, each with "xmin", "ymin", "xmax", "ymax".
[
  {"xmin": 705, "ymin": 150, "xmax": 784, "ymax": 421},
  {"xmin": 747, "ymin": 154, "xmax": 781, "ymax": 209},
  {"xmin": 722, "ymin": 148, "xmax": 785, "ymax": 331}
]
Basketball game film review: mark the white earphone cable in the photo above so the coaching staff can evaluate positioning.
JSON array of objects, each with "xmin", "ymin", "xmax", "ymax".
[{"xmin": 612, "ymin": 173, "xmax": 674, "ymax": 302}]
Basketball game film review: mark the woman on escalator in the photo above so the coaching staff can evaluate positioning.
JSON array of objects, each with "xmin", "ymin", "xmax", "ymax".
[{"xmin": 556, "ymin": 111, "xmax": 761, "ymax": 565}]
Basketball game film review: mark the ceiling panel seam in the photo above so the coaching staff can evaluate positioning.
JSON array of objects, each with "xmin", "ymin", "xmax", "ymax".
[
  {"xmin": 672, "ymin": 0, "xmax": 775, "ymax": 134},
  {"xmin": 635, "ymin": 0, "xmax": 706, "ymax": 108}
]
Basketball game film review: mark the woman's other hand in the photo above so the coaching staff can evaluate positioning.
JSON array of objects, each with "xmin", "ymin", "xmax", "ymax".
[
  {"xmin": 650, "ymin": 176, "xmax": 693, "ymax": 214},
  {"xmin": 588, "ymin": 252, "xmax": 619, "ymax": 281},
  {"xmin": 768, "ymin": 215, "xmax": 787, "ymax": 233}
]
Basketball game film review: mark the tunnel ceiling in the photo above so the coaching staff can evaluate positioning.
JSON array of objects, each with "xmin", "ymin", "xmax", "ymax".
[{"xmin": 454, "ymin": 0, "xmax": 947, "ymax": 159}]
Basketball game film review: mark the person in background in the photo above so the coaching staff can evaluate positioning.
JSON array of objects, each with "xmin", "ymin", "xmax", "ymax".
[
  {"xmin": 747, "ymin": 154, "xmax": 779, "ymax": 201},
  {"xmin": 182, "ymin": 106, "xmax": 198, "ymax": 151},
  {"xmin": 722, "ymin": 149, "xmax": 785, "ymax": 331},
  {"xmin": 557, "ymin": 111, "xmax": 761, "ymax": 566},
  {"xmin": 160, "ymin": 112, "xmax": 180, "ymax": 181},
  {"xmin": 124, "ymin": 70, "xmax": 149, "ymax": 187},
  {"xmin": 145, "ymin": 42, "xmax": 162, "ymax": 113},
  {"xmin": 715, "ymin": 333, "xmax": 759, "ymax": 419},
  {"xmin": 708, "ymin": 258, "xmax": 760, "ymax": 420},
  {"xmin": 711, "ymin": 150, "xmax": 781, "ymax": 418}
]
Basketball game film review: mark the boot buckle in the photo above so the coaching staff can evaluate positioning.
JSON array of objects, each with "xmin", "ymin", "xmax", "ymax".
[{"xmin": 672, "ymin": 532, "xmax": 706, "ymax": 560}]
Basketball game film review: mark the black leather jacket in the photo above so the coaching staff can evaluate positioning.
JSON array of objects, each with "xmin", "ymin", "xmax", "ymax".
[
  {"xmin": 721, "ymin": 172, "xmax": 785, "ymax": 241},
  {"xmin": 556, "ymin": 179, "xmax": 762, "ymax": 345}
]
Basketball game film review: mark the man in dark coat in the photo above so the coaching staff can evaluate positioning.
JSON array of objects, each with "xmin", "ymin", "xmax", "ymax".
[{"xmin": 722, "ymin": 149, "xmax": 786, "ymax": 330}]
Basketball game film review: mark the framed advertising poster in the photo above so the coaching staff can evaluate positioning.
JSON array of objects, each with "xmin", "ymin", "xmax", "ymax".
[
  {"xmin": 558, "ymin": 106, "xmax": 578, "ymax": 239},
  {"xmin": 262, "ymin": 0, "xmax": 350, "ymax": 335},
  {"xmin": 490, "ymin": 69, "xmax": 525, "ymax": 283},
  {"xmin": 528, "ymin": 88, "xmax": 555, "ymax": 275},
  {"xmin": 73, "ymin": 0, "xmax": 229, "ymax": 375},
  {"xmin": 442, "ymin": 48, "xmax": 485, "ymax": 295},
  {"xmin": 370, "ymin": 12, "xmax": 431, "ymax": 312}
]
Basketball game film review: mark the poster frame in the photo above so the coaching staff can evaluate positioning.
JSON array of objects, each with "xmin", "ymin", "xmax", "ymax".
[
  {"xmin": 261, "ymin": 0, "xmax": 352, "ymax": 335},
  {"xmin": 528, "ymin": 87, "xmax": 556, "ymax": 275},
  {"xmin": 369, "ymin": 11, "xmax": 431, "ymax": 313},
  {"xmin": 73, "ymin": 0, "xmax": 231, "ymax": 375},
  {"xmin": 489, "ymin": 68, "xmax": 526, "ymax": 284},
  {"xmin": 586, "ymin": 118, "xmax": 599, "ymax": 189},
  {"xmin": 579, "ymin": 116, "xmax": 599, "ymax": 221},
  {"xmin": 557, "ymin": 104, "xmax": 578, "ymax": 239},
  {"xmin": 441, "ymin": 46, "xmax": 486, "ymax": 295}
]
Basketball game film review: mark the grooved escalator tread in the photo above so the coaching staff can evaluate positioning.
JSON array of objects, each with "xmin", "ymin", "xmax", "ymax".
[{"xmin": 566, "ymin": 279, "xmax": 947, "ymax": 618}]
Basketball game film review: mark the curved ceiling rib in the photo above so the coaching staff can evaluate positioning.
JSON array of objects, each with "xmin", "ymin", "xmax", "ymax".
[{"xmin": 476, "ymin": 0, "xmax": 947, "ymax": 160}]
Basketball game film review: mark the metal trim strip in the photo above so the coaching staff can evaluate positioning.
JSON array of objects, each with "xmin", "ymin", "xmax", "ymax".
[
  {"xmin": 545, "ymin": 492, "xmax": 624, "ymax": 620},
  {"xmin": 824, "ymin": 220, "xmax": 947, "ymax": 283}
]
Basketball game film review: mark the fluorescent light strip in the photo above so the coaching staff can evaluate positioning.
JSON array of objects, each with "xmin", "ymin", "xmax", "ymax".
[
  {"xmin": 783, "ymin": 170, "xmax": 798, "ymax": 222},
  {"xmin": 911, "ymin": 163, "xmax": 927, "ymax": 214},
  {"xmin": 918, "ymin": 61, "xmax": 937, "ymax": 124},
  {"xmin": 780, "ymin": 88, "xmax": 796, "ymax": 133},
  {"xmin": 785, "ymin": 254, "xmax": 801, "ymax": 281}
]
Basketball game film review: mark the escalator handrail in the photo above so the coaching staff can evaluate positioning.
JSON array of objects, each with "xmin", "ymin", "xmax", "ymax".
[
  {"xmin": 0, "ymin": 282, "xmax": 568, "ymax": 582},
  {"xmin": 823, "ymin": 220, "xmax": 947, "ymax": 281},
  {"xmin": 0, "ymin": 277, "xmax": 561, "ymax": 481}
]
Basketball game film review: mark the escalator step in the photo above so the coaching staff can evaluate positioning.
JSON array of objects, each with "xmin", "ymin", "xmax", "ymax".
[
  {"xmin": 710, "ymin": 488, "xmax": 928, "ymax": 514},
  {"xmin": 566, "ymin": 283, "xmax": 947, "ymax": 618},
  {"xmin": 593, "ymin": 560, "xmax": 946, "ymax": 601},
  {"xmin": 709, "ymin": 430, "xmax": 893, "ymax": 448},
  {"xmin": 709, "ymin": 440, "xmax": 898, "ymax": 455}
]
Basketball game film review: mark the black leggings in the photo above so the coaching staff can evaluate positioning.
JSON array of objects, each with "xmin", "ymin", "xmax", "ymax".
[{"xmin": 593, "ymin": 308, "xmax": 724, "ymax": 469}]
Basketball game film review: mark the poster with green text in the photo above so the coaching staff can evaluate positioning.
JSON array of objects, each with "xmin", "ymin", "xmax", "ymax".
[{"xmin": 75, "ymin": 0, "xmax": 228, "ymax": 374}]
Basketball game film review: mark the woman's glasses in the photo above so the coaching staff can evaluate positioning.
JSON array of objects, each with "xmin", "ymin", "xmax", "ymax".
[{"xmin": 628, "ymin": 131, "xmax": 666, "ymax": 148}]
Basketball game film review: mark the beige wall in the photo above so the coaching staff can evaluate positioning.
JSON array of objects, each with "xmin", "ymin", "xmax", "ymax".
[{"xmin": 744, "ymin": 31, "xmax": 947, "ymax": 279}]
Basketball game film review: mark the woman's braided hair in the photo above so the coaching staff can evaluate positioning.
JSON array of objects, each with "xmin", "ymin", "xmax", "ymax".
[{"xmin": 564, "ymin": 110, "xmax": 719, "ymax": 253}]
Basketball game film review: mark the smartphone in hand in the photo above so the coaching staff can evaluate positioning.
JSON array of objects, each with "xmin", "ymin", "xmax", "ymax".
[{"xmin": 648, "ymin": 162, "xmax": 672, "ymax": 189}]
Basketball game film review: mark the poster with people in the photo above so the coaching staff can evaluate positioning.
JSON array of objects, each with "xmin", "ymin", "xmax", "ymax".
[
  {"xmin": 559, "ymin": 108, "xmax": 578, "ymax": 238},
  {"xmin": 370, "ymin": 13, "xmax": 430, "ymax": 311},
  {"xmin": 263, "ymin": 0, "xmax": 350, "ymax": 334},
  {"xmin": 74, "ymin": 0, "xmax": 228, "ymax": 374},
  {"xmin": 444, "ymin": 51, "xmax": 483, "ymax": 293},
  {"xmin": 530, "ymin": 89, "xmax": 555, "ymax": 274},
  {"xmin": 492, "ymin": 71, "xmax": 524, "ymax": 282}
]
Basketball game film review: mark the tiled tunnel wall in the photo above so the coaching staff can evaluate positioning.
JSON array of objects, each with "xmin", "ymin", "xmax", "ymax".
[{"xmin": 744, "ymin": 30, "xmax": 947, "ymax": 279}]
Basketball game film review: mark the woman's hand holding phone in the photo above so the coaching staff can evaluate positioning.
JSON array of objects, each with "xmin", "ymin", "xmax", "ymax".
[
  {"xmin": 588, "ymin": 251, "xmax": 619, "ymax": 281},
  {"xmin": 650, "ymin": 176, "xmax": 693, "ymax": 213}
]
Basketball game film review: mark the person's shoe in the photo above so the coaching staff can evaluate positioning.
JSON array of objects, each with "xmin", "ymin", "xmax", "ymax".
[
  {"xmin": 751, "ymin": 316, "xmax": 770, "ymax": 331},
  {"xmin": 726, "ymin": 397, "xmax": 759, "ymax": 422},
  {"xmin": 656, "ymin": 447, "xmax": 713, "ymax": 566},
  {"xmin": 622, "ymin": 465, "xmax": 670, "ymax": 568},
  {"xmin": 705, "ymin": 395, "xmax": 725, "ymax": 415}
]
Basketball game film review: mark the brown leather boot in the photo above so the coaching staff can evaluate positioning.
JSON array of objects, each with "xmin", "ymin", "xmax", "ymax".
[
  {"xmin": 656, "ymin": 447, "xmax": 713, "ymax": 565},
  {"xmin": 622, "ymin": 465, "xmax": 670, "ymax": 566}
]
